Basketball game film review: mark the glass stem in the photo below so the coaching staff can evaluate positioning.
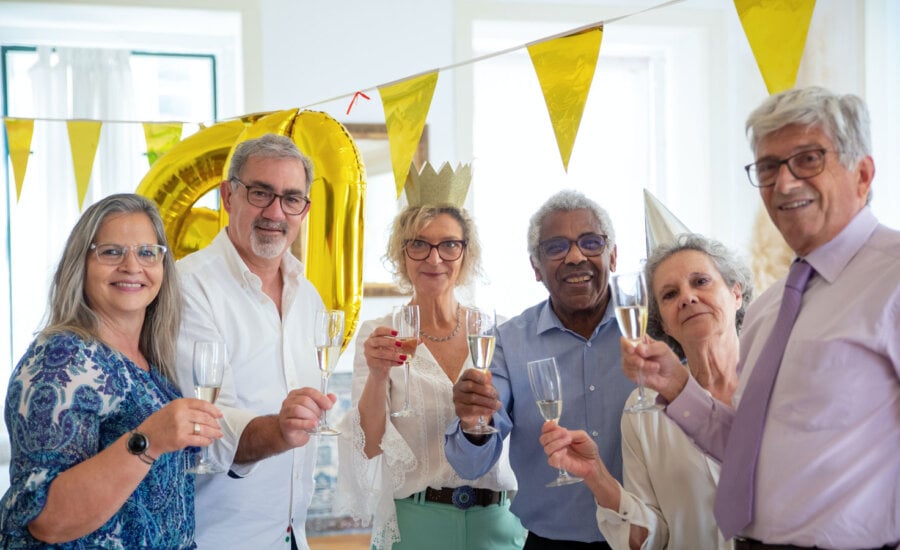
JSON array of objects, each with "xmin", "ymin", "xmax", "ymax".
[
  {"xmin": 403, "ymin": 361, "xmax": 411, "ymax": 410},
  {"xmin": 637, "ymin": 368, "xmax": 647, "ymax": 402},
  {"xmin": 320, "ymin": 375, "xmax": 329, "ymax": 426}
]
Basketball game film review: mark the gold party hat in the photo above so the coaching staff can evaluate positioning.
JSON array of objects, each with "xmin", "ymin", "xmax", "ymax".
[{"xmin": 404, "ymin": 161, "xmax": 472, "ymax": 208}]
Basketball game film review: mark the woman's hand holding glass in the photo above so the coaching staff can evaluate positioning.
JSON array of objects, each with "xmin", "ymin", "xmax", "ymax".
[
  {"xmin": 527, "ymin": 357, "xmax": 582, "ymax": 487},
  {"xmin": 620, "ymin": 335, "xmax": 691, "ymax": 403},
  {"xmin": 135, "ymin": 396, "xmax": 223, "ymax": 465},
  {"xmin": 539, "ymin": 422, "xmax": 603, "ymax": 482}
]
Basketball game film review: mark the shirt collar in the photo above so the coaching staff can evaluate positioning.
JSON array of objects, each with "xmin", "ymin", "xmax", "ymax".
[
  {"xmin": 535, "ymin": 293, "xmax": 616, "ymax": 340},
  {"xmin": 803, "ymin": 206, "xmax": 878, "ymax": 284},
  {"xmin": 214, "ymin": 227, "xmax": 305, "ymax": 289}
]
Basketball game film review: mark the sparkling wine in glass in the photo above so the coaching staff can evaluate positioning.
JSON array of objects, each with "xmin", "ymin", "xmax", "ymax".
[
  {"xmin": 310, "ymin": 309, "xmax": 344, "ymax": 436},
  {"xmin": 610, "ymin": 270, "xmax": 657, "ymax": 413},
  {"xmin": 463, "ymin": 308, "xmax": 499, "ymax": 435},
  {"xmin": 390, "ymin": 305, "xmax": 419, "ymax": 418},
  {"xmin": 527, "ymin": 357, "xmax": 582, "ymax": 487},
  {"xmin": 188, "ymin": 340, "xmax": 226, "ymax": 474}
]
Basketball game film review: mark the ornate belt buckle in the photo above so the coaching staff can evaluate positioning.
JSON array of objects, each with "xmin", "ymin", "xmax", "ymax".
[{"xmin": 451, "ymin": 486, "xmax": 475, "ymax": 509}]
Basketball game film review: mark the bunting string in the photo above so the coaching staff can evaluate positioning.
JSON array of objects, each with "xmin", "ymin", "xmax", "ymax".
[
  {"xmin": 4, "ymin": 0, "xmax": 685, "ymax": 127},
  {"xmin": 3, "ymin": 0, "xmax": 814, "ymax": 207}
]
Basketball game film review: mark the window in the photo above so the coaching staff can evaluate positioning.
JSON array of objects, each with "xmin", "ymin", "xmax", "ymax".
[
  {"xmin": 461, "ymin": 1, "xmax": 900, "ymax": 320},
  {"xmin": 468, "ymin": 16, "xmax": 716, "ymax": 318},
  {"xmin": 1, "ymin": 46, "xmax": 216, "ymax": 384},
  {"xmin": 0, "ymin": 3, "xmax": 240, "ymax": 407}
]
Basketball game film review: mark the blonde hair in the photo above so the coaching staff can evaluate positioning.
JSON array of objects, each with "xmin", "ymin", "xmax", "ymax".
[{"xmin": 384, "ymin": 205, "xmax": 483, "ymax": 291}]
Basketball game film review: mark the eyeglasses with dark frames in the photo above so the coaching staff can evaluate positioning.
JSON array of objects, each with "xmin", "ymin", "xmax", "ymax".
[
  {"xmin": 89, "ymin": 243, "xmax": 168, "ymax": 266},
  {"xmin": 404, "ymin": 239, "xmax": 467, "ymax": 261},
  {"xmin": 232, "ymin": 177, "xmax": 311, "ymax": 215},
  {"xmin": 538, "ymin": 234, "xmax": 608, "ymax": 261},
  {"xmin": 744, "ymin": 148, "xmax": 830, "ymax": 188}
]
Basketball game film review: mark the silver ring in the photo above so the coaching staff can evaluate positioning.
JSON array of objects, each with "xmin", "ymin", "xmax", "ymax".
[{"xmin": 193, "ymin": 422, "xmax": 201, "ymax": 435}]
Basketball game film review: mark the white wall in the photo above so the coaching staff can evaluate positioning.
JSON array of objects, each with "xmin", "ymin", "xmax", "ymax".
[{"xmin": 257, "ymin": 0, "xmax": 459, "ymax": 164}]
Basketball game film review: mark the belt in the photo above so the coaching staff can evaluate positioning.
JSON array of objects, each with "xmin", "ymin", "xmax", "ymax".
[
  {"xmin": 735, "ymin": 538, "xmax": 897, "ymax": 550},
  {"xmin": 411, "ymin": 486, "xmax": 504, "ymax": 510},
  {"xmin": 735, "ymin": 540, "xmax": 814, "ymax": 550}
]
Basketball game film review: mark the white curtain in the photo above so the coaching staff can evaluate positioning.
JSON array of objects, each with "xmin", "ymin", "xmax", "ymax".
[{"xmin": 8, "ymin": 46, "xmax": 141, "ymax": 368}]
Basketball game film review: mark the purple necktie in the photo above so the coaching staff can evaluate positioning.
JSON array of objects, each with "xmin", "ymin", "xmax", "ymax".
[{"xmin": 714, "ymin": 259, "xmax": 814, "ymax": 540}]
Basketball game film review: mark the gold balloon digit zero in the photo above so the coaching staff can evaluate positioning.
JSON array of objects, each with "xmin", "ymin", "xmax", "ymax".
[{"xmin": 136, "ymin": 109, "xmax": 366, "ymax": 349}]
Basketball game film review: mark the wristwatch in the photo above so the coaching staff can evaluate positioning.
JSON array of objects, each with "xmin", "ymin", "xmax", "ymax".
[{"xmin": 126, "ymin": 431, "xmax": 156, "ymax": 465}]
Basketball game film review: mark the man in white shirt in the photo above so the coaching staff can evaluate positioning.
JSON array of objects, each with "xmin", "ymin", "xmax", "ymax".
[{"xmin": 175, "ymin": 134, "xmax": 334, "ymax": 549}]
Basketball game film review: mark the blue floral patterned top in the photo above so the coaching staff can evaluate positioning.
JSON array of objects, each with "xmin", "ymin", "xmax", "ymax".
[{"xmin": 0, "ymin": 332, "xmax": 196, "ymax": 549}]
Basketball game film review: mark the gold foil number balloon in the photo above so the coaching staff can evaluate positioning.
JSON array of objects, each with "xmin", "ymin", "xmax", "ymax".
[{"xmin": 136, "ymin": 109, "xmax": 365, "ymax": 350}]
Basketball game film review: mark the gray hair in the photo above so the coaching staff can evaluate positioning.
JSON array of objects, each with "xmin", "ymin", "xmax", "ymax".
[
  {"xmin": 746, "ymin": 86, "xmax": 871, "ymax": 171},
  {"xmin": 227, "ymin": 133, "xmax": 314, "ymax": 191},
  {"xmin": 644, "ymin": 233, "xmax": 753, "ymax": 360},
  {"xmin": 43, "ymin": 193, "xmax": 182, "ymax": 381},
  {"xmin": 527, "ymin": 189, "xmax": 616, "ymax": 262},
  {"xmin": 385, "ymin": 205, "xmax": 484, "ymax": 291}
]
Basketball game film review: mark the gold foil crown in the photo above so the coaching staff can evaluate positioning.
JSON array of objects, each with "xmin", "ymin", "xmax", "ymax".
[{"xmin": 404, "ymin": 162, "xmax": 472, "ymax": 208}]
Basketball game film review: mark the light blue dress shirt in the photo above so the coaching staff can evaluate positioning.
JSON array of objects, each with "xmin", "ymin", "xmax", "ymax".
[{"xmin": 445, "ymin": 298, "xmax": 636, "ymax": 543}]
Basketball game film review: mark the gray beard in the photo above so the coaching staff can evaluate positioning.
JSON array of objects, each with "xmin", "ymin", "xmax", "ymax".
[{"xmin": 250, "ymin": 232, "xmax": 286, "ymax": 259}]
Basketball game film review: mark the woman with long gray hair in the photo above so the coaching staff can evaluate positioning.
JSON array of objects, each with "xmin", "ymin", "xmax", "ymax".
[{"xmin": 0, "ymin": 193, "xmax": 222, "ymax": 548}]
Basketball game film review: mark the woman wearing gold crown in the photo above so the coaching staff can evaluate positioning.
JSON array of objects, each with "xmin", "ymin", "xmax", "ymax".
[{"xmin": 336, "ymin": 164, "xmax": 525, "ymax": 550}]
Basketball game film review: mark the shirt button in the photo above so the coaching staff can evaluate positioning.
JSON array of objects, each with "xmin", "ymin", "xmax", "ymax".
[
  {"xmin": 589, "ymin": 385, "xmax": 596, "ymax": 391},
  {"xmin": 586, "ymin": 341, "xmax": 592, "ymax": 347},
  {"xmin": 591, "ymin": 430, "xmax": 599, "ymax": 437},
  {"xmin": 682, "ymin": 411, "xmax": 691, "ymax": 418}
]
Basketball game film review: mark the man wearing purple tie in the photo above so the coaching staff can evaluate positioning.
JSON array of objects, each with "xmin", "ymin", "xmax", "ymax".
[{"xmin": 622, "ymin": 87, "xmax": 900, "ymax": 550}]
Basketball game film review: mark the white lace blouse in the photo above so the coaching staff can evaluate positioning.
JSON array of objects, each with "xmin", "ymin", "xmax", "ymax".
[{"xmin": 335, "ymin": 314, "xmax": 518, "ymax": 550}]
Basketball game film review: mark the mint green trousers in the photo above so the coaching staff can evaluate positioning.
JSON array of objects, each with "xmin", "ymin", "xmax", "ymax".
[{"xmin": 384, "ymin": 495, "xmax": 526, "ymax": 550}]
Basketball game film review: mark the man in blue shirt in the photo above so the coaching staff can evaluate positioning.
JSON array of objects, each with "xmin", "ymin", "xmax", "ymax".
[{"xmin": 445, "ymin": 189, "xmax": 636, "ymax": 549}]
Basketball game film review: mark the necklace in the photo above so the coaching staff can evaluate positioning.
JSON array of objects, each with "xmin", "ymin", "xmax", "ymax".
[{"xmin": 419, "ymin": 311, "xmax": 462, "ymax": 343}]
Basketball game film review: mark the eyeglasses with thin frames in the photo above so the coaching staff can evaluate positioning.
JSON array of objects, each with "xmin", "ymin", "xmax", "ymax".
[
  {"xmin": 89, "ymin": 243, "xmax": 167, "ymax": 267},
  {"xmin": 744, "ymin": 148, "xmax": 830, "ymax": 188},
  {"xmin": 232, "ymin": 177, "xmax": 311, "ymax": 215},
  {"xmin": 404, "ymin": 239, "xmax": 467, "ymax": 261},
  {"xmin": 538, "ymin": 234, "xmax": 608, "ymax": 261}
]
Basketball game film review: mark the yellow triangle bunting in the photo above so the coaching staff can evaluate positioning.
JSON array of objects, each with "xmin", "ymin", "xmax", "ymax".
[
  {"xmin": 4, "ymin": 118, "xmax": 35, "ymax": 202},
  {"xmin": 735, "ymin": 0, "xmax": 816, "ymax": 94},
  {"xmin": 66, "ymin": 120, "xmax": 103, "ymax": 210},
  {"xmin": 528, "ymin": 27, "xmax": 603, "ymax": 172},
  {"xmin": 142, "ymin": 122, "xmax": 184, "ymax": 166},
  {"xmin": 379, "ymin": 71, "xmax": 439, "ymax": 197}
]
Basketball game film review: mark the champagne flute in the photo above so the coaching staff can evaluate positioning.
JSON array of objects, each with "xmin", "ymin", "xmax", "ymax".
[
  {"xmin": 390, "ymin": 304, "xmax": 419, "ymax": 418},
  {"xmin": 527, "ymin": 357, "xmax": 582, "ymax": 487},
  {"xmin": 610, "ymin": 270, "xmax": 657, "ymax": 413},
  {"xmin": 463, "ymin": 308, "xmax": 499, "ymax": 435},
  {"xmin": 187, "ymin": 340, "xmax": 226, "ymax": 474},
  {"xmin": 310, "ymin": 309, "xmax": 345, "ymax": 436}
]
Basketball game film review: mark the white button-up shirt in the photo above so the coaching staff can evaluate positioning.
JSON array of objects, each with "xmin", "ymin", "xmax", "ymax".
[{"xmin": 176, "ymin": 229, "xmax": 324, "ymax": 549}]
